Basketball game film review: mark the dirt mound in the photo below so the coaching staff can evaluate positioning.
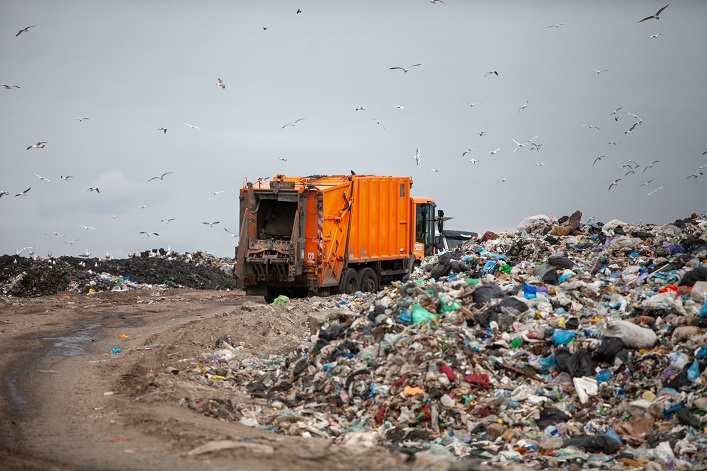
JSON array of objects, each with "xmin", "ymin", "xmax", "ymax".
[{"xmin": 0, "ymin": 252, "xmax": 237, "ymax": 297}]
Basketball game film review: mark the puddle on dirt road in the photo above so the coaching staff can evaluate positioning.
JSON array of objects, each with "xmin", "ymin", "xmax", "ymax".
[
  {"xmin": 44, "ymin": 322, "xmax": 102, "ymax": 356},
  {"xmin": 5, "ymin": 322, "xmax": 103, "ymax": 418}
]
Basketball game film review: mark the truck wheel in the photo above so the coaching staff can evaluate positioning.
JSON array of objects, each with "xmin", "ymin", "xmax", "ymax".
[
  {"xmin": 341, "ymin": 268, "xmax": 359, "ymax": 294},
  {"xmin": 358, "ymin": 268, "xmax": 378, "ymax": 293},
  {"xmin": 264, "ymin": 287, "xmax": 278, "ymax": 304}
]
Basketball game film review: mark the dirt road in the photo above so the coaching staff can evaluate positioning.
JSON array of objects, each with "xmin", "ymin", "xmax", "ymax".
[{"xmin": 0, "ymin": 289, "xmax": 420, "ymax": 471}]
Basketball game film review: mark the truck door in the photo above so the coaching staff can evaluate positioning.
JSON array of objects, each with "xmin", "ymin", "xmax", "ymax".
[{"xmin": 414, "ymin": 202, "xmax": 437, "ymax": 258}]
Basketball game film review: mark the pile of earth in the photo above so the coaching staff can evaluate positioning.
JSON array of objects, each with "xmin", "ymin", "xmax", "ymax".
[{"xmin": 0, "ymin": 250, "xmax": 237, "ymax": 297}]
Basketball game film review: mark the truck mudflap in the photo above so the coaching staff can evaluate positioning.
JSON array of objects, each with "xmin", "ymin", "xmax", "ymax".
[{"xmin": 246, "ymin": 239, "xmax": 294, "ymax": 282}]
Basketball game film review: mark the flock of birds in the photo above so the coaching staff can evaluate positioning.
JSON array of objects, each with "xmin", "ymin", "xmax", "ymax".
[{"xmin": 2, "ymin": 3, "xmax": 705, "ymax": 259}]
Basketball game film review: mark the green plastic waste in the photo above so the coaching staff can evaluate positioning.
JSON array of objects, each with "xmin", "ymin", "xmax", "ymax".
[
  {"xmin": 465, "ymin": 278, "xmax": 481, "ymax": 285},
  {"xmin": 438, "ymin": 294, "xmax": 461, "ymax": 314},
  {"xmin": 270, "ymin": 295, "xmax": 290, "ymax": 305},
  {"xmin": 411, "ymin": 304, "xmax": 438, "ymax": 324},
  {"xmin": 499, "ymin": 264, "xmax": 512, "ymax": 274}
]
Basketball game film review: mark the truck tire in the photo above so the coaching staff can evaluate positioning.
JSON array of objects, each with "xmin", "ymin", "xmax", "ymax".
[
  {"xmin": 341, "ymin": 268, "xmax": 359, "ymax": 294},
  {"xmin": 357, "ymin": 267, "xmax": 378, "ymax": 293}
]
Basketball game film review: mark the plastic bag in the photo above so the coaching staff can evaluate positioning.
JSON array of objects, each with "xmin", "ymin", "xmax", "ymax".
[
  {"xmin": 603, "ymin": 320, "xmax": 657, "ymax": 349},
  {"xmin": 562, "ymin": 434, "xmax": 621, "ymax": 454},
  {"xmin": 552, "ymin": 330, "xmax": 577, "ymax": 346},
  {"xmin": 555, "ymin": 348, "xmax": 595, "ymax": 378},
  {"xmin": 411, "ymin": 304, "xmax": 438, "ymax": 324},
  {"xmin": 270, "ymin": 295, "xmax": 290, "ymax": 305},
  {"xmin": 593, "ymin": 337, "xmax": 625, "ymax": 363}
]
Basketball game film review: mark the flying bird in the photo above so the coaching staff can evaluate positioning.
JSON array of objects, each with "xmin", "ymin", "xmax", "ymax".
[
  {"xmin": 395, "ymin": 105, "xmax": 404, "ymax": 110},
  {"xmin": 158, "ymin": 127, "xmax": 167, "ymax": 134},
  {"xmin": 202, "ymin": 221, "xmax": 220, "ymax": 227},
  {"xmin": 593, "ymin": 69, "xmax": 609, "ymax": 74},
  {"xmin": 60, "ymin": 175, "xmax": 74, "ymax": 180},
  {"xmin": 15, "ymin": 247, "xmax": 33, "ymax": 255},
  {"xmin": 138, "ymin": 205, "xmax": 149, "ymax": 209},
  {"xmin": 535, "ymin": 163, "xmax": 545, "ymax": 167},
  {"xmin": 484, "ymin": 70, "xmax": 499, "ymax": 77},
  {"xmin": 16, "ymin": 25, "xmax": 36, "ymax": 37},
  {"xmin": 27, "ymin": 141, "xmax": 46, "ymax": 150},
  {"xmin": 279, "ymin": 157, "xmax": 287, "ymax": 161},
  {"xmin": 414, "ymin": 148, "xmax": 421, "ymax": 166},
  {"xmin": 15, "ymin": 187, "xmax": 31, "ymax": 197},
  {"xmin": 464, "ymin": 101, "xmax": 479, "ymax": 108},
  {"xmin": 497, "ymin": 176, "xmax": 508, "ymax": 184},
  {"xmin": 147, "ymin": 171, "xmax": 173, "ymax": 182},
  {"xmin": 224, "ymin": 228, "xmax": 238, "ymax": 237},
  {"xmin": 282, "ymin": 118, "xmax": 306, "ymax": 128},
  {"xmin": 650, "ymin": 33, "xmax": 662, "ymax": 38},
  {"xmin": 462, "ymin": 149, "xmax": 474, "ymax": 157},
  {"xmin": 0, "ymin": 190, "xmax": 8, "ymax": 198},
  {"xmin": 546, "ymin": 23, "xmax": 565, "ymax": 28},
  {"xmin": 355, "ymin": 106, "xmax": 366, "ymax": 111},
  {"xmin": 517, "ymin": 100, "xmax": 528, "ymax": 114},
  {"xmin": 624, "ymin": 169, "xmax": 636, "ymax": 177},
  {"xmin": 581, "ymin": 124, "xmax": 600, "ymax": 130},
  {"xmin": 296, "ymin": 9, "xmax": 301, "ymax": 14},
  {"xmin": 469, "ymin": 159, "xmax": 479, "ymax": 164},
  {"xmin": 34, "ymin": 173, "xmax": 50, "ymax": 182},
  {"xmin": 217, "ymin": 78, "xmax": 225, "ymax": 89},
  {"xmin": 489, "ymin": 148, "xmax": 500, "ymax": 155},
  {"xmin": 640, "ymin": 179, "xmax": 655, "ymax": 187},
  {"xmin": 638, "ymin": 4, "xmax": 669, "ymax": 23},
  {"xmin": 430, "ymin": 0, "xmax": 446, "ymax": 4},
  {"xmin": 2, "ymin": 84, "xmax": 20, "ymax": 89},
  {"xmin": 607, "ymin": 141, "xmax": 620, "ymax": 145},
  {"xmin": 184, "ymin": 123, "xmax": 201, "ymax": 129},
  {"xmin": 209, "ymin": 190, "xmax": 225, "ymax": 195},
  {"xmin": 87, "ymin": 187, "xmax": 100, "ymax": 193},
  {"xmin": 139, "ymin": 232, "xmax": 159, "ymax": 237},
  {"xmin": 371, "ymin": 118, "xmax": 385, "ymax": 129},
  {"xmin": 479, "ymin": 131, "xmax": 486, "ymax": 137},
  {"xmin": 389, "ymin": 64, "xmax": 421, "ymax": 73},
  {"xmin": 609, "ymin": 107, "xmax": 623, "ymax": 120},
  {"xmin": 593, "ymin": 155, "xmax": 606, "ymax": 166},
  {"xmin": 686, "ymin": 170, "xmax": 704, "ymax": 179},
  {"xmin": 608, "ymin": 179, "xmax": 622, "ymax": 190},
  {"xmin": 74, "ymin": 117, "xmax": 89, "ymax": 122},
  {"xmin": 511, "ymin": 137, "xmax": 526, "ymax": 153},
  {"xmin": 63, "ymin": 239, "xmax": 79, "ymax": 245},
  {"xmin": 647, "ymin": 185, "xmax": 664, "ymax": 196},
  {"xmin": 161, "ymin": 218, "xmax": 175, "ymax": 224},
  {"xmin": 79, "ymin": 225, "xmax": 95, "ymax": 230},
  {"xmin": 643, "ymin": 160, "xmax": 660, "ymax": 172},
  {"xmin": 429, "ymin": 168, "xmax": 441, "ymax": 173}
]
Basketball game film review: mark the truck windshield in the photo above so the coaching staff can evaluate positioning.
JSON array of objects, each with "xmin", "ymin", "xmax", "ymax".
[{"xmin": 415, "ymin": 203, "xmax": 436, "ymax": 257}]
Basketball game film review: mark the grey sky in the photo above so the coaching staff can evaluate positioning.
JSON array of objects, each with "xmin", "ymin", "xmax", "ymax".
[{"xmin": 1, "ymin": 1, "xmax": 706, "ymax": 258}]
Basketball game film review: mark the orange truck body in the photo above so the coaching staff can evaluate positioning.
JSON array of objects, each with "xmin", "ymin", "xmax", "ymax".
[{"xmin": 233, "ymin": 174, "xmax": 440, "ymax": 301}]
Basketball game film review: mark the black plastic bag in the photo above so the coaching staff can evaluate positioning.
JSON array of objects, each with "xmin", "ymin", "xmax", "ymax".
[
  {"xmin": 537, "ymin": 407, "xmax": 570, "ymax": 429},
  {"xmin": 555, "ymin": 348, "xmax": 595, "ymax": 378},
  {"xmin": 548, "ymin": 256, "xmax": 574, "ymax": 269},
  {"xmin": 562, "ymin": 434, "xmax": 620, "ymax": 454},
  {"xmin": 679, "ymin": 266, "xmax": 707, "ymax": 287},
  {"xmin": 472, "ymin": 284, "xmax": 505, "ymax": 305},
  {"xmin": 500, "ymin": 296, "xmax": 529, "ymax": 313},
  {"xmin": 593, "ymin": 337, "xmax": 625, "ymax": 364}
]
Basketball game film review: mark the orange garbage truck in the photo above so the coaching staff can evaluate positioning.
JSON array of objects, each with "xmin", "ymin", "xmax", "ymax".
[{"xmin": 233, "ymin": 174, "xmax": 444, "ymax": 302}]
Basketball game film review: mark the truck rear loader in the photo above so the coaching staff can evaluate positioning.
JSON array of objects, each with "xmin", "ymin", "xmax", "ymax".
[{"xmin": 233, "ymin": 174, "xmax": 443, "ymax": 302}]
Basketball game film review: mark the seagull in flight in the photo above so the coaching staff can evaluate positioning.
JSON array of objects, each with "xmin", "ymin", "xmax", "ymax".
[
  {"xmin": 158, "ymin": 127, "xmax": 167, "ymax": 134},
  {"xmin": 74, "ymin": 117, "xmax": 89, "ymax": 122},
  {"xmin": 650, "ymin": 33, "xmax": 662, "ymax": 38},
  {"xmin": 138, "ymin": 204, "xmax": 149, "ymax": 209},
  {"xmin": 484, "ymin": 70, "xmax": 499, "ymax": 77},
  {"xmin": 79, "ymin": 225, "xmax": 95, "ymax": 230},
  {"xmin": 389, "ymin": 64, "xmax": 421, "ymax": 73},
  {"xmin": 161, "ymin": 218, "xmax": 175, "ymax": 224},
  {"xmin": 202, "ymin": 221, "xmax": 220, "ymax": 227},
  {"xmin": 608, "ymin": 178, "xmax": 622, "ymax": 190},
  {"xmin": 2, "ymin": 84, "xmax": 21, "ymax": 89},
  {"xmin": 469, "ymin": 159, "xmax": 479, "ymax": 164},
  {"xmin": 15, "ymin": 247, "xmax": 34, "ymax": 255},
  {"xmin": 27, "ymin": 141, "xmax": 47, "ymax": 150},
  {"xmin": 546, "ymin": 23, "xmax": 565, "ymax": 28},
  {"xmin": 464, "ymin": 101, "xmax": 479, "ymax": 108},
  {"xmin": 607, "ymin": 141, "xmax": 620, "ymax": 145},
  {"xmin": 647, "ymin": 185, "xmax": 664, "ymax": 196},
  {"xmin": 34, "ymin": 173, "xmax": 50, "ymax": 182},
  {"xmin": 0, "ymin": 190, "xmax": 9, "ymax": 198},
  {"xmin": 414, "ymin": 148, "xmax": 421, "ymax": 166},
  {"xmin": 184, "ymin": 123, "xmax": 201, "ymax": 129},
  {"xmin": 371, "ymin": 118, "xmax": 385, "ymax": 129},
  {"xmin": 224, "ymin": 228, "xmax": 238, "ymax": 237},
  {"xmin": 624, "ymin": 168, "xmax": 636, "ymax": 177},
  {"xmin": 15, "ymin": 187, "xmax": 31, "ymax": 197},
  {"xmin": 535, "ymin": 162, "xmax": 545, "ymax": 167},
  {"xmin": 60, "ymin": 175, "xmax": 74, "ymax": 180},
  {"xmin": 593, "ymin": 155, "xmax": 606, "ymax": 166},
  {"xmin": 279, "ymin": 157, "xmax": 287, "ymax": 161},
  {"xmin": 686, "ymin": 170, "xmax": 704, "ymax": 179},
  {"xmin": 139, "ymin": 231, "xmax": 159, "ymax": 237},
  {"xmin": 489, "ymin": 148, "xmax": 500, "ymax": 155},
  {"xmin": 517, "ymin": 100, "xmax": 528, "ymax": 114},
  {"xmin": 355, "ymin": 106, "xmax": 366, "ymax": 111},
  {"xmin": 640, "ymin": 179, "xmax": 654, "ymax": 187},
  {"xmin": 395, "ymin": 105, "xmax": 404, "ymax": 110},
  {"xmin": 147, "ymin": 171, "xmax": 174, "ymax": 182},
  {"xmin": 638, "ymin": 4, "xmax": 669, "ymax": 23},
  {"xmin": 429, "ymin": 168, "xmax": 441, "ymax": 173},
  {"xmin": 643, "ymin": 160, "xmax": 660, "ymax": 172},
  {"xmin": 462, "ymin": 148, "xmax": 474, "ymax": 157},
  {"xmin": 217, "ymin": 78, "xmax": 225, "ymax": 89},
  {"xmin": 496, "ymin": 176, "xmax": 508, "ymax": 184},
  {"xmin": 609, "ymin": 107, "xmax": 623, "ymax": 120},
  {"xmin": 593, "ymin": 69, "xmax": 609, "ymax": 74},
  {"xmin": 63, "ymin": 239, "xmax": 79, "ymax": 245},
  {"xmin": 581, "ymin": 124, "xmax": 600, "ymax": 130},
  {"xmin": 511, "ymin": 137, "xmax": 527, "ymax": 153},
  {"xmin": 87, "ymin": 187, "xmax": 100, "ymax": 193},
  {"xmin": 16, "ymin": 25, "xmax": 36, "ymax": 37},
  {"xmin": 209, "ymin": 190, "xmax": 225, "ymax": 195},
  {"xmin": 282, "ymin": 118, "xmax": 306, "ymax": 128},
  {"xmin": 479, "ymin": 131, "xmax": 486, "ymax": 137}
]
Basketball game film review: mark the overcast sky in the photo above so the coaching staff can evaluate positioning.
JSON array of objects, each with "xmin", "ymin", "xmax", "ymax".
[{"xmin": 1, "ymin": 1, "xmax": 705, "ymax": 259}]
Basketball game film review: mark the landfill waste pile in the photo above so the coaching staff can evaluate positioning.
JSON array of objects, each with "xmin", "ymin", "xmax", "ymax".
[
  {"xmin": 160, "ymin": 211, "xmax": 707, "ymax": 470},
  {"xmin": 0, "ymin": 249, "xmax": 236, "ymax": 297}
]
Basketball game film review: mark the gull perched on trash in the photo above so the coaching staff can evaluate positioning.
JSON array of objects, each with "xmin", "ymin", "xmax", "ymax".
[
  {"xmin": 27, "ymin": 141, "xmax": 46, "ymax": 150},
  {"xmin": 389, "ymin": 64, "xmax": 421, "ymax": 73},
  {"xmin": 282, "ymin": 118, "xmax": 306, "ymax": 128},
  {"xmin": 87, "ymin": 187, "xmax": 99, "ymax": 193},
  {"xmin": 34, "ymin": 173, "xmax": 50, "ymax": 182},
  {"xmin": 414, "ymin": 148, "xmax": 421, "ymax": 166},
  {"xmin": 147, "ymin": 171, "xmax": 173, "ymax": 182},
  {"xmin": 639, "ymin": 4, "xmax": 669, "ymax": 23},
  {"xmin": 202, "ymin": 221, "xmax": 220, "ymax": 227},
  {"xmin": 217, "ymin": 78, "xmax": 225, "ymax": 89},
  {"xmin": 15, "ymin": 187, "xmax": 31, "ymax": 197},
  {"xmin": 184, "ymin": 123, "xmax": 200, "ymax": 129},
  {"xmin": 16, "ymin": 25, "xmax": 36, "ymax": 37},
  {"xmin": 608, "ymin": 178, "xmax": 622, "ymax": 190}
]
